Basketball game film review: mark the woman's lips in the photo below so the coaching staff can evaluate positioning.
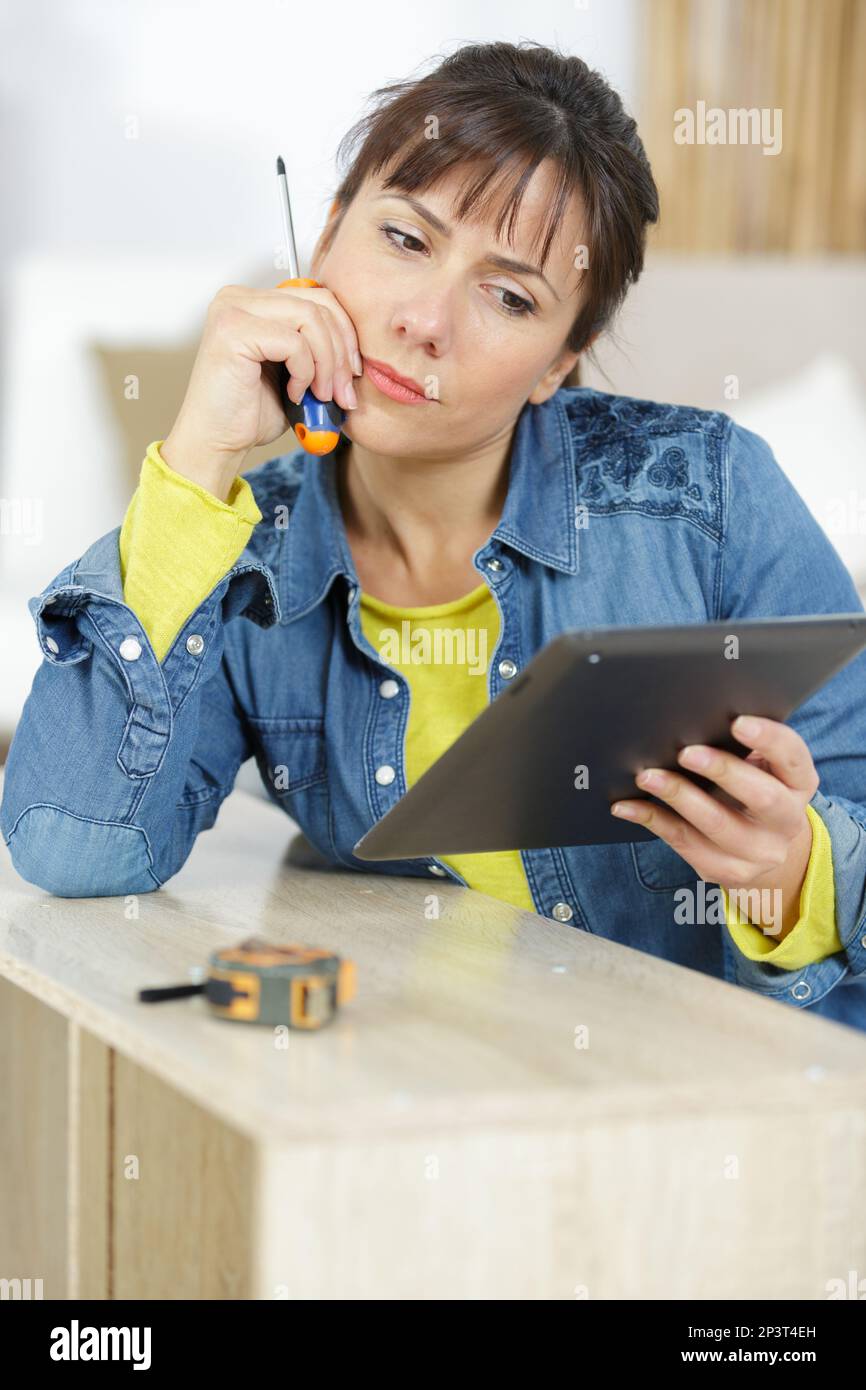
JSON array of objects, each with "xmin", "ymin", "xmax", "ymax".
[{"xmin": 362, "ymin": 357, "xmax": 433, "ymax": 405}]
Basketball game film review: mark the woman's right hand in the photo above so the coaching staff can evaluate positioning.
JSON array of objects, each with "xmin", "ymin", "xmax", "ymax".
[{"xmin": 161, "ymin": 283, "xmax": 363, "ymax": 500}]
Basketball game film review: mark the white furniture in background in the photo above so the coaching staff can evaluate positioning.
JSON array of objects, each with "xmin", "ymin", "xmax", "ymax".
[
  {"xmin": 583, "ymin": 254, "xmax": 866, "ymax": 600},
  {"xmin": 0, "ymin": 252, "xmax": 266, "ymax": 735},
  {"xmin": 3, "ymin": 252, "xmax": 865, "ymax": 740},
  {"xmin": 584, "ymin": 254, "xmax": 866, "ymax": 410},
  {"xmin": 726, "ymin": 353, "xmax": 866, "ymax": 595}
]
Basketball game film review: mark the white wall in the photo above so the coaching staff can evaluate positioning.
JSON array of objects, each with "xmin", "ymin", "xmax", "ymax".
[
  {"xmin": 0, "ymin": 0, "xmax": 636, "ymax": 729},
  {"xmin": 0, "ymin": 0, "xmax": 636, "ymax": 271}
]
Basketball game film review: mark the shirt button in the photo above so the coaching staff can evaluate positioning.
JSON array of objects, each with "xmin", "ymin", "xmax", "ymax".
[
  {"xmin": 379, "ymin": 678, "xmax": 399, "ymax": 699},
  {"xmin": 43, "ymin": 595, "xmax": 55, "ymax": 605},
  {"xmin": 347, "ymin": 586, "xmax": 356, "ymax": 603},
  {"xmin": 486, "ymin": 557, "xmax": 503, "ymax": 572},
  {"xmin": 429, "ymin": 864, "xmax": 447, "ymax": 876},
  {"xmin": 791, "ymin": 980, "xmax": 812, "ymax": 1001},
  {"xmin": 375, "ymin": 765, "xmax": 396, "ymax": 786},
  {"xmin": 119, "ymin": 637, "xmax": 142, "ymax": 661},
  {"xmin": 186, "ymin": 634, "xmax": 205, "ymax": 656},
  {"xmin": 551, "ymin": 902, "xmax": 574, "ymax": 923},
  {"xmin": 45, "ymin": 636, "xmax": 60, "ymax": 654},
  {"xmin": 498, "ymin": 658, "xmax": 518, "ymax": 680}
]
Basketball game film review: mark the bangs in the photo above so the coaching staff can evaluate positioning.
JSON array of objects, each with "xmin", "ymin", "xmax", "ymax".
[
  {"xmin": 334, "ymin": 83, "xmax": 587, "ymax": 273},
  {"xmin": 327, "ymin": 41, "xmax": 659, "ymax": 362}
]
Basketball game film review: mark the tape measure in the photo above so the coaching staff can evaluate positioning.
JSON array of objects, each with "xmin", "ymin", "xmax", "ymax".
[{"xmin": 138, "ymin": 936, "xmax": 357, "ymax": 1030}]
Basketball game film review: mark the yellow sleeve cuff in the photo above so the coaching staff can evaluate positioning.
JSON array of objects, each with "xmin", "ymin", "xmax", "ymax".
[
  {"xmin": 119, "ymin": 440, "xmax": 263, "ymax": 664},
  {"xmin": 721, "ymin": 803, "xmax": 842, "ymax": 970}
]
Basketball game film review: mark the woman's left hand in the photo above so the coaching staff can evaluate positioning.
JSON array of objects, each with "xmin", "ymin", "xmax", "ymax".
[{"xmin": 610, "ymin": 714, "xmax": 819, "ymax": 938}]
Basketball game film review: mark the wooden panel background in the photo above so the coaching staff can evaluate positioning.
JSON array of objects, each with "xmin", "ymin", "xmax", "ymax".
[{"xmin": 638, "ymin": 0, "xmax": 866, "ymax": 252}]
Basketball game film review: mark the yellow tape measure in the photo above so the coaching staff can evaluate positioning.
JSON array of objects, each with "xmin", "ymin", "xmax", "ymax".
[{"xmin": 139, "ymin": 936, "xmax": 357, "ymax": 1030}]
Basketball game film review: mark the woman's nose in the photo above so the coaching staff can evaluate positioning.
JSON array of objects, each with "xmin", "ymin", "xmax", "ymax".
[{"xmin": 389, "ymin": 294, "xmax": 453, "ymax": 355}]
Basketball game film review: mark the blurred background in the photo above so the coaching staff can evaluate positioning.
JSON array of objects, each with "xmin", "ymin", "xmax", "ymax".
[{"xmin": 1, "ymin": 0, "xmax": 865, "ymax": 775}]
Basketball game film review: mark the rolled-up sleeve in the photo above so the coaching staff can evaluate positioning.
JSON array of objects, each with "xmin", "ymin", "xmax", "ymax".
[{"xmin": 721, "ymin": 802, "xmax": 841, "ymax": 969}]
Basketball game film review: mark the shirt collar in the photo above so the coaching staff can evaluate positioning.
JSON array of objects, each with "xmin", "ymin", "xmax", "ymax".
[{"xmin": 278, "ymin": 389, "xmax": 578, "ymax": 624}]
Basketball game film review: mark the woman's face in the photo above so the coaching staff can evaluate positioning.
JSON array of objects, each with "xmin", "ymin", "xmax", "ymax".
[{"xmin": 310, "ymin": 159, "xmax": 587, "ymax": 458}]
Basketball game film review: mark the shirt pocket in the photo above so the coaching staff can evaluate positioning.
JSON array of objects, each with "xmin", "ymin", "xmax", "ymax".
[
  {"xmin": 247, "ymin": 716, "xmax": 328, "ymax": 797},
  {"xmin": 631, "ymin": 837, "xmax": 698, "ymax": 891},
  {"xmin": 247, "ymin": 715, "xmax": 334, "ymax": 862}
]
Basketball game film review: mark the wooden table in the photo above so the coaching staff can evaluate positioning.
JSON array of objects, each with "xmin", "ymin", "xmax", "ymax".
[{"xmin": 2, "ymin": 768, "xmax": 866, "ymax": 1300}]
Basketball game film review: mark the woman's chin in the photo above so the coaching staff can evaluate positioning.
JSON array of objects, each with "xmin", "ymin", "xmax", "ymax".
[{"xmin": 338, "ymin": 401, "xmax": 441, "ymax": 455}]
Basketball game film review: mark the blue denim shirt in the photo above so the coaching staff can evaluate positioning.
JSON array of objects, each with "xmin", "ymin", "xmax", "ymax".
[{"xmin": 4, "ymin": 387, "xmax": 866, "ymax": 1030}]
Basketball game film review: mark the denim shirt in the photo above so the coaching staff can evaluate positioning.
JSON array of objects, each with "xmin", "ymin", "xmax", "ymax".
[{"xmin": 4, "ymin": 386, "xmax": 866, "ymax": 1031}]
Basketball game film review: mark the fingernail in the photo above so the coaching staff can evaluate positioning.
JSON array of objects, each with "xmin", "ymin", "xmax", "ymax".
[
  {"xmin": 637, "ymin": 769, "xmax": 669, "ymax": 789},
  {"xmin": 679, "ymin": 745, "xmax": 711, "ymax": 768},
  {"xmin": 345, "ymin": 382, "xmax": 358, "ymax": 409},
  {"xmin": 353, "ymin": 351, "xmax": 363, "ymax": 375},
  {"xmin": 734, "ymin": 716, "xmax": 760, "ymax": 738},
  {"xmin": 611, "ymin": 803, "xmax": 637, "ymax": 818}
]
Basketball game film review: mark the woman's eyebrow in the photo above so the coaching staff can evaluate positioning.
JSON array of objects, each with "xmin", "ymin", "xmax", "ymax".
[{"xmin": 375, "ymin": 193, "xmax": 561, "ymax": 300}]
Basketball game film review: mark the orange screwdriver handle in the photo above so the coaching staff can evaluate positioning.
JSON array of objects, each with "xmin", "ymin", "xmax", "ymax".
[{"xmin": 275, "ymin": 277, "xmax": 345, "ymax": 455}]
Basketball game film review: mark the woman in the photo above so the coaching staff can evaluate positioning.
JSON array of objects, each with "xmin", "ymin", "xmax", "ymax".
[{"xmin": 3, "ymin": 41, "xmax": 866, "ymax": 1030}]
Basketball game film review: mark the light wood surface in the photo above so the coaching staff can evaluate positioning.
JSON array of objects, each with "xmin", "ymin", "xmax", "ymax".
[
  {"xmin": 2, "ymin": 767, "xmax": 866, "ymax": 1298},
  {"xmin": 639, "ymin": 0, "xmax": 866, "ymax": 253}
]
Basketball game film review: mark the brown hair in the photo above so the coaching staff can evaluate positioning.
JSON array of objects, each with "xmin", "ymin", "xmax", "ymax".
[{"xmin": 316, "ymin": 40, "xmax": 659, "ymax": 387}]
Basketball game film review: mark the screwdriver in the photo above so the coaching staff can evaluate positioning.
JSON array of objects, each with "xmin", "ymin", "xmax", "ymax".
[{"xmin": 274, "ymin": 155, "xmax": 347, "ymax": 456}]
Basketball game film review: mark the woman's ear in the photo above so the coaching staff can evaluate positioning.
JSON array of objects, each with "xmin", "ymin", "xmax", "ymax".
[
  {"xmin": 530, "ymin": 330, "xmax": 602, "ymax": 400},
  {"xmin": 528, "ymin": 348, "xmax": 581, "ymax": 404}
]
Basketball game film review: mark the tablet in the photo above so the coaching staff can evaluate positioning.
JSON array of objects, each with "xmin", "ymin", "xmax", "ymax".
[{"xmin": 352, "ymin": 613, "xmax": 866, "ymax": 859}]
